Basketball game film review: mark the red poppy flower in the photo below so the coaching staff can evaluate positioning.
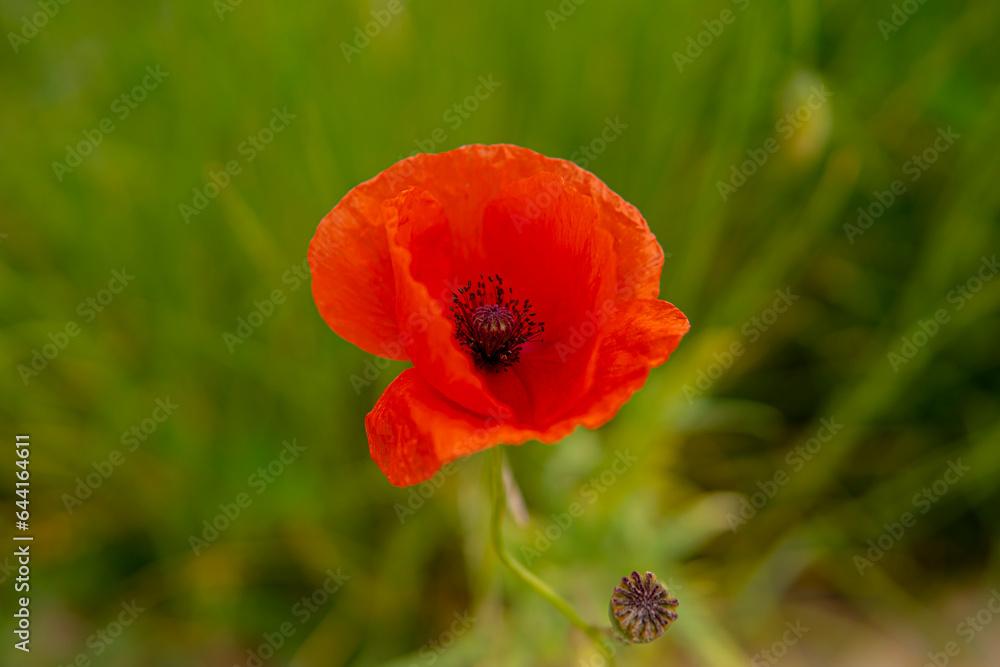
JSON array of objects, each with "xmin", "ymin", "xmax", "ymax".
[{"xmin": 308, "ymin": 144, "xmax": 689, "ymax": 487}]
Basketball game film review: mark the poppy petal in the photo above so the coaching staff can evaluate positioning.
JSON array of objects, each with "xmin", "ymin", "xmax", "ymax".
[
  {"xmin": 366, "ymin": 301, "xmax": 687, "ymax": 487},
  {"xmin": 475, "ymin": 173, "xmax": 618, "ymax": 426},
  {"xmin": 308, "ymin": 192, "xmax": 404, "ymax": 359},
  {"xmin": 382, "ymin": 186, "xmax": 506, "ymax": 416},
  {"xmin": 569, "ymin": 298, "xmax": 690, "ymax": 430},
  {"xmin": 366, "ymin": 368, "xmax": 575, "ymax": 487},
  {"xmin": 561, "ymin": 171, "xmax": 664, "ymax": 302},
  {"xmin": 308, "ymin": 145, "xmax": 661, "ymax": 359}
]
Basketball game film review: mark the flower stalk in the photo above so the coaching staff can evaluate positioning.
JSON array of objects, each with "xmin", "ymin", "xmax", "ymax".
[{"xmin": 488, "ymin": 446, "xmax": 613, "ymax": 661}]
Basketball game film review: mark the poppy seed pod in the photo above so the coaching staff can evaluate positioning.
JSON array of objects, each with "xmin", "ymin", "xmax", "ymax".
[{"xmin": 609, "ymin": 571, "xmax": 679, "ymax": 643}]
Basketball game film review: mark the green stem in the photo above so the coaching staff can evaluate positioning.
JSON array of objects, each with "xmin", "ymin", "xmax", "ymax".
[{"xmin": 488, "ymin": 446, "xmax": 613, "ymax": 661}]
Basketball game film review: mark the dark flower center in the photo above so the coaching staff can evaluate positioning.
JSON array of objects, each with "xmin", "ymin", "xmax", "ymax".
[{"xmin": 449, "ymin": 274, "xmax": 544, "ymax": 372}]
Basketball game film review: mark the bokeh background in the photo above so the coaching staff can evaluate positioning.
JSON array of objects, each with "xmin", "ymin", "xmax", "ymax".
[{"xmin": 2, "ymin": 0, "xmax": 999, "ymax": 665}]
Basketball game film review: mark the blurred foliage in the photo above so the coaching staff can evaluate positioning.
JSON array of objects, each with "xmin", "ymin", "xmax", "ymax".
[{"xmin": 1, "ymin": 0, "xmax": 999, "ymax": 665}]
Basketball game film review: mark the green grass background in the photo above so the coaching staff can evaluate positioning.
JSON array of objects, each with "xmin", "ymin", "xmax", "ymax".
[{"xmin": 2, "ymin": 0, "xmax": 999, "ymax": 665}]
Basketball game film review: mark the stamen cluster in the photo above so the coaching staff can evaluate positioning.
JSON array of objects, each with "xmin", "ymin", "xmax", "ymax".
[{"xmin": 450, "ymin": 274, "xmax": 544, "ymax": 372}]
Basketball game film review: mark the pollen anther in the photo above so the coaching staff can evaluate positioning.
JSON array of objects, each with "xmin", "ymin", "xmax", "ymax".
[{"xmin": 449, "ymin": 274, "xmax": 544, "ymax": 371}]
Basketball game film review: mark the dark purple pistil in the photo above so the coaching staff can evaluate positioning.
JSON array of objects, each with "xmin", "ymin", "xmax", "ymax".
[{"xmin": 449, "ymin": 274, "xmax": 544, "ymax": 372}]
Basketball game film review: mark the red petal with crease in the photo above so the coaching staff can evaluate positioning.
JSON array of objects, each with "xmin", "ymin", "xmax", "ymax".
[
  {"xmin": 382, "ymin": 187, "xmax": 504, "ymax": 416},
  {"xmin": 366, "ymin": 299, "xmax": 688, "ymax": 487},
  {"xmin": 475, "ymin": 173, "xmax": 616, "ymax": 426},
  {"xmin": 308, "ymin": 145, "xmax": 661, "ymax": 357}
]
